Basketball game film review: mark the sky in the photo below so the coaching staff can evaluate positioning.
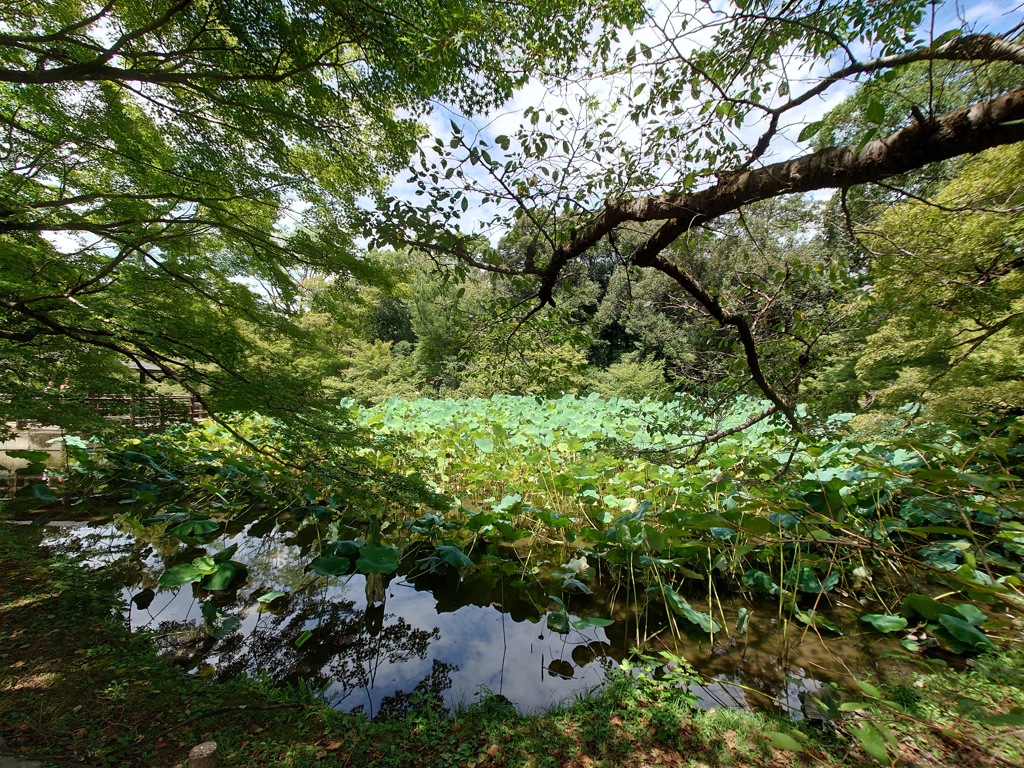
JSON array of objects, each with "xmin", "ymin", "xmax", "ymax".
[
  {"xmin": 383, "ymin": 0, "xmax": 1024, "ymax": 244},
  {"xmin": 41, "ymin": 1, "xmax": 1024, "ymax": 266}
]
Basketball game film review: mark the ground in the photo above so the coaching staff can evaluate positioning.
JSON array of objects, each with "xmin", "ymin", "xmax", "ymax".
[{"xmin": 1, "ymin": 520, "xmax": 1022, "ymax": 768}]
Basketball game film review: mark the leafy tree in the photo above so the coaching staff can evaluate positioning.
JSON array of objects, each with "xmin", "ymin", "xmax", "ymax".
[
  {"xmin": 593, "ymin": 197, "xmax": 837, "ymax": 397},
  {"xmin": 368, "ymin": 296, "xmax": 416, "ymax": 346},
  {"xmin": 457, "ymin": 317, "xmax": 591, "ymax": 398},
  {"xmin": 812, "ymin": 55, "xmax": 1024, "ymax": 279},
  {"xmin": 382, "ymin": 0, "xmax": 1024, "ymax": 428},
  {"xmin": 458, "ymin": 341, "xmax": 589, "ymax": 398},
  {"xmin": 335, "ymin": 339, "xmax": 420, "ymax": 403},
  {"xmin": 0, "ymin": 0, "xmax": 636, "ymax": 430},
  {"xmin": 404, "ymin": 261, "xmax": 596, "ymax": 398},
  {"xmin": 838, "ymin": 143, "xmax": 1024, "ymax": 422},
  {"xmin": 586, "ymin": 352, "xmax": 672, "ymax": 401}
]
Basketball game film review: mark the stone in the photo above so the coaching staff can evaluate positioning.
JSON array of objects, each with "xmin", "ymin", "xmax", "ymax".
[{"xmin": 188, "ymin": 741, "xmax": 217, "ymax": 768}]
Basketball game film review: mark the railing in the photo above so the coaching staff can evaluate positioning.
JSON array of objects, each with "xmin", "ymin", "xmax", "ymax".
[{"xmin": 82, "ymin": 395, "xmax": 207, "ymax": 430}]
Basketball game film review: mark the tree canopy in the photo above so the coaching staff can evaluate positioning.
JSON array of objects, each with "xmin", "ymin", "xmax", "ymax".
[
  {"xmin": 812, "ymin": 142, "xmax": 1024, "ymax": 423},
  {"xmin": 3, "ymin": 0, "xmax": 1024, "ymax": 436},
  {"xmin": 379, "ymin": 0, "xmax": 1024, "ymax": 428},
  {"xmin": 0, "ymin": 0, "xmax": 637, "ymax": 430}
]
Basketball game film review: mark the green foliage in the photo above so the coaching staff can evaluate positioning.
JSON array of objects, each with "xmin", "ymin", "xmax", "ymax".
[
  {"xmin": 343, "ymin": 394, "xmax": 1024, "ymax": 650},
  {"xmin": 356, "ymin": 544, "xmax": 402, "ymax": 575},
  {"xmin": 335, "ymin": 340, "xmax": 421, "ymax": 404},
  {"xmin": 849, "ymin": 144, "xmax": 1024, "ymax": 421},
  {"xmin": 59, "ymin": 413, "xmax": 448, "ymax": 531},
  {"xmin": 406, "ymin": 267, "xmax": 478, "ymax": 389},
  {"xmin": 860, "ymin": 614, "xmax": 908, "ymax": 633},
  {"xmin": 0, "ymin": 0, "xmax": 633, "ymax": 430},
  {"xmin": 591, "ymin": 197, "xmax": 837, "ymax": 398},
  {"xmin": 615, "ymin": 650, "xmax": 701, "ymax": 714},
  {"xmin": 42, "ymin": 387, "xmax": 1024, "ymax": 669},
  {"xmin": 458, "ymin": 339, "xmax": 590, "ymax": 398},
  {"xmin": 659, "ymin": 585, "xmax": 721, "ymax": 634},
  {"xmin": 369, "ymin": 248, "xmax": 600, "ymax": 398},
  {"xmin": 587, "ymin": 353, "xmax": 673, "ymax": 400}
]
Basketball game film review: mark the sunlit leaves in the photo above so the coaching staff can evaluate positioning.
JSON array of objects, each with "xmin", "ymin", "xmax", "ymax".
[
  {"xmin": 98, "ymin": 390, "xmax": 1023, "ymax": 665},
  {"xmin": 798, "ymin": 121, "xmax": 824, "ymax": 143},
  {"xmin": 860, "ymin": 614, "xmax": 908, "ymax": 633},
  {"xmin": 842, "ymin": 144, "xmax": 1024, "ymax": 422},
  {"xmin": 850, "ymin": 722, "xmax": 892, "ymax": 763},
  {"xmin": 2, "ymin": 0, "xmax": 644, "ymax": 431},
  {"xmin": 200, "ymin": 561, "xmax": 248, "ymax": 591},
  {"xmin": 767, "ymin": 731, "xmax": 804, "ymax": 752},
  {"xmin": 736, "ymin": 607, "xmax": 750, "ymax": 634},
  {"xmin": 659, "ymin": 585, "xmax": 721, "ymax": 634},
  {"xmin": 257, "ymin": 590, "xmax": 287, "ymax": 604},
  {"xmin": 158, "ymin": 555, "xmax": 247, "ymax": 590},
  {"xmin": 159, "ymin": 564, "xmax": 206, "ymax": 588}
]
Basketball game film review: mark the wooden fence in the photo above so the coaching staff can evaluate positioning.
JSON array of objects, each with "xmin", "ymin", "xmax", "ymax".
[
  {"xmin": 82, "ymin": 394, "xmax": 207, "ymax": 430},
  {"xmin": 2, "ymin": 396, "xmax": 206, "ymax": 483}
]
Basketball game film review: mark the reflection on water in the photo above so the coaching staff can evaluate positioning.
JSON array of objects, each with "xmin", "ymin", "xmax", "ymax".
[{"xmin": 45, "ymin": 519, "xmax": 901, "ymax": 719}]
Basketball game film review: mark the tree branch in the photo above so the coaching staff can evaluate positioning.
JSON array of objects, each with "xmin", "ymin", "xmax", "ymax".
[
  {"xmin": 559, "ymin": 88, "xmax": 1024, "ymax": 262},
  {"xmin": 469, "ymin": 90, "xmax": 1024, "ymax": 430}
]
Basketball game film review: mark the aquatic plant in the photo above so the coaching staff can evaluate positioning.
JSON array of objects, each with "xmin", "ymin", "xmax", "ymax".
[{"xmin": 48, "ymin": 395, "xmax": 1023, "ymax": 660}]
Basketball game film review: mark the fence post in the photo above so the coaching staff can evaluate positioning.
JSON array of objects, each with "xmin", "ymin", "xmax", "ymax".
[{"xmin": 188, "ymin": 740, "xmax": 217, "ymax": 768}]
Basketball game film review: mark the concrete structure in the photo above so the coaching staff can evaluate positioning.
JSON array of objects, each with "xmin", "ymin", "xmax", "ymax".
[{"xmin": 0, "ymin": 424, "xmax": 65, "ymax": 476}]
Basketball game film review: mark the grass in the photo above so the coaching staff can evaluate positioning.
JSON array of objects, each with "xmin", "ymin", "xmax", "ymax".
[{"xmin": 2, "ymin": 519, "xmax": 1023, "ymax": 767}]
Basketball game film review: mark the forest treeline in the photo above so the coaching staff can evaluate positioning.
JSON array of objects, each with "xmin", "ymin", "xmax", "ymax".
[
  {"xmin": 19, "ymin": 133, "xmax": 1024, "ymax": 433},
  {"xmin": 153, "ymin": 132, "xmax": 1024, "ymax": 434},
  {"xmin": 1, "ymin": 1, "xmax": 1022, "ymax": 437}
]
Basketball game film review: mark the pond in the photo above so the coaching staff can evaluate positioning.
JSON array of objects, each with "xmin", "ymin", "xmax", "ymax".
[{"xmin": 37, "ymin": 512, "xmax": 910, "ymax": 721}]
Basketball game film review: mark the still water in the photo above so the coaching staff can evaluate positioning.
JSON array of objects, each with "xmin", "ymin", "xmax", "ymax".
[{"xmin": 44, "ymin": 517, "xmax": 903, "ymax": 720}]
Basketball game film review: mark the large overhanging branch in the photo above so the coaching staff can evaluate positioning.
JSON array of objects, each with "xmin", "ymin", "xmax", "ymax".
[
  {"xmin": 549, "ymin": 88, "xmax": 1024, "ymax": 279},
  {"xmin": 738, "ymin": 33, "xmax": 1024, "ymax": 168},
  {"xmin": 512, "ymin": 88, "xmax": 1024, "ymax": 425}
]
